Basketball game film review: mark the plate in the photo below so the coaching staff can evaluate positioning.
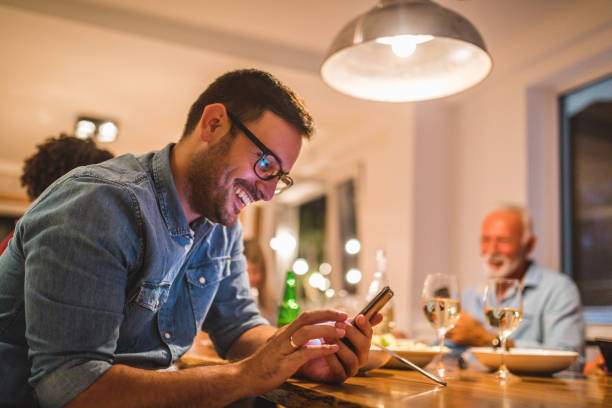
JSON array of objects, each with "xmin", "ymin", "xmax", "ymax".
[
  {"xmin": 470, "ymin": 347, "xmax": 579, "ymax": 375},
  {"xmin": 382, "ymin": 346, "xmax": 450, "ymax": 369},
  {"xmin": 360, "ymin": 347, "xmax": 392, "ymax": 372}
]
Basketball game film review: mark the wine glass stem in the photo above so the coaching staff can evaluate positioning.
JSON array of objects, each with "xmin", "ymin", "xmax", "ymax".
[
  {"xmin": 499, "ymin": 336, "xmax": 508, "ymax": 375},
  {"xmin": 438, "ymin": 332, "xmax": 445, "ymax": 373}
]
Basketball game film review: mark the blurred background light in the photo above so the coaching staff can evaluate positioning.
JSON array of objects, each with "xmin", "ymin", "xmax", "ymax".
[
  {"xmin": 308, "ymin": 272, "xmax": 326, "ymax": 290},
  {"xmin": 269, "ymin": 233, "xmax": 296, "ymax": 254},
  {"xmin": 319, "ymin": 262, "xmax": 332, "ymax": 275},
  {"xmin": 292, "ymin": 258, "xmax": 309, "ymax": 276},
  {"xmin": 346, "ymin": 268, "xmax": 362, "ymax": 284},
  {"xmin": 344, "ymin": 238, "xmax": 361, "ymax": 255}
]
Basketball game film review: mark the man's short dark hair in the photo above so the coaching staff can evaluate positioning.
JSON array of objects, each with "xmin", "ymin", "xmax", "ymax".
[
  {"xmin": 181, "ymin": 69, "xmax": 314, "ymax": 140},
  {"xmin": 21, "ymin": 134, "xmax": 114, "ymax": 200}
]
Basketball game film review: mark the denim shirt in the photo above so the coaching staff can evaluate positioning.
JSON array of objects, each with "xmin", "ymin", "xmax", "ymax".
[
  {"xmin": 461, "ymin": 263, "xmax": 586, "ymax": 367},
  {"xmin": 0, "ymin": 144, "xmax": 268, "ymax": 408}
]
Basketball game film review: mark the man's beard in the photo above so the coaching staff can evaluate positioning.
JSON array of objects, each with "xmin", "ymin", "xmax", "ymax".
[
  {"xmin": 480, "ymin": 242, "xmax": 529, "ymax": 279},
  {"xmin": 481, "ymin": 251, "xmax": 525, "ymax": 278},
  {"xmin": 185, "ymin": 133, "xmax": 237, "ymax": 226}
]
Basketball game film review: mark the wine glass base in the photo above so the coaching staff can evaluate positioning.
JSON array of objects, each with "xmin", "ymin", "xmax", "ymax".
[{"xmin": 494, "ymin": 369, "xmax": 520, "ymax": 385}]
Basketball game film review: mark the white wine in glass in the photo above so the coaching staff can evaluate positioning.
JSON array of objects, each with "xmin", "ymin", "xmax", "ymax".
[
  {"xmin": 422, "ymin": 274, "xmax": 461, "ymax": 379},
  {"xmin": 483, "ymin": 278, "xmax": 523, "ymax": 383}
]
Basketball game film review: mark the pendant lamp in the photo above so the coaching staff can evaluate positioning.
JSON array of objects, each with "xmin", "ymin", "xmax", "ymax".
[{"xmin": 321, "ymin": 0, "xmax": 492, "ymax": 102}]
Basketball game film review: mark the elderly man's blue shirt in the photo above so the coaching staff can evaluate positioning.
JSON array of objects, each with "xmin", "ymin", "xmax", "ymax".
[{"xmin": 0, "ymin": 144, "xmax": 268, "ymax": 408}]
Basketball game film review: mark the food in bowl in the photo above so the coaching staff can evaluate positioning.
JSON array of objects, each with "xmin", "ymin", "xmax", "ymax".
[{"xmin": 372, "ymin": 334, "xmax": 448, "ymax": 369}]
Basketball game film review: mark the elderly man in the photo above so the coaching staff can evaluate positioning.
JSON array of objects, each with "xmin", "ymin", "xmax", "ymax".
[
  {"xmin": 447, "ymin": 205, "xmax": 585, "ymax": 365},
  {"xmin": 0, "ymin": 69, "xmax": 379, "ymax": 408}
]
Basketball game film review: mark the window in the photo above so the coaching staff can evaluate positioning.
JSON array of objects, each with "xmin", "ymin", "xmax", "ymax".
[
  {"xmin": 560, "ymin": 74, "xmax": 612, "ymax": 324},
  {"xmin": 336, "ymin": 179, "xmax": 359, "ymax": 294},
  {"xmin": 298, "ymin": 196, "xmax": 326, "ymax": 266}
]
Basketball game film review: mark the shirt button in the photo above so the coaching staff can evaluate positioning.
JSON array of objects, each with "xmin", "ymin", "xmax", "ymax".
[
  {"xmin": 198, "ymin": 277, "xmax": 205, "ymax": 284},
  {"xmin": 164, "ymin": 332, "xmax": 171, "ymax": 339}
]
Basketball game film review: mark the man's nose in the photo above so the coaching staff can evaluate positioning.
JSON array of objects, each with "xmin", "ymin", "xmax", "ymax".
[
  {"xmin": 483, "ymin": 240, "xmax": 498, "ymax": 254},
  {"xmin": 256, "ymin": 179, "xmax": 276, "ymax": 201}
]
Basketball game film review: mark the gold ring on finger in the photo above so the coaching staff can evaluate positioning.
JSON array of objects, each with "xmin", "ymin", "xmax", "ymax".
[{"xmin": 289, "ymin": 336, "xmax": 299, "ymax": 350}]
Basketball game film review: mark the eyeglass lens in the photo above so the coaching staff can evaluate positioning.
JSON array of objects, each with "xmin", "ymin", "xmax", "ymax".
[{"xmin": 255, "ymin": 154, "xmax": 280, "ymax": 179}]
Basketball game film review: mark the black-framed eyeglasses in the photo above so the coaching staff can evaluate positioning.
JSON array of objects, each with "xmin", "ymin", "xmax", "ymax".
[{"xmin": 227, "ymin": 111, "xmax": 293, "ymax": 195}]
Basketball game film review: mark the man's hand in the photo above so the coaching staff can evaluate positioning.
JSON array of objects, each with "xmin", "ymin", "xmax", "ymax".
[
  {"xmin": 237, "ymin": 310, "xmax": 348, "ymax": 396},
  {"xmin": 584, "ymin": 353, "xmax": 608, "ymax": 376},
  {"xmin": 295, "ymin": 312, "xmax": 383, "ymax": 383},
  {"xmin": 446, "ymin": 311, "xmax": 497, "ymax": 347}
]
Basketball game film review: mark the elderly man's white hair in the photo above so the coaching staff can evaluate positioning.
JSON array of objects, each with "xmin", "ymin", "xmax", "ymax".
[{"xmin": 489, "ymin": 204, "xmax": 534, "ymax": 244}]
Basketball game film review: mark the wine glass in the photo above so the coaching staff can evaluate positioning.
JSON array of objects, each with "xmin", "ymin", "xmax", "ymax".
[
  {"xmin": 422, "ymin": 273, "xmax": 461, "ymax": 379},
  {"xmin": 483, "ymin": 278, "xmax": 523, "ymax": 383}
]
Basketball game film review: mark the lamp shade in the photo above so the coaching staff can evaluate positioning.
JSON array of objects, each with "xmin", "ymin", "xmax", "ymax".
[{"xmin": 321, "ymin": 0, "xmax": 492, "ymax": 102}]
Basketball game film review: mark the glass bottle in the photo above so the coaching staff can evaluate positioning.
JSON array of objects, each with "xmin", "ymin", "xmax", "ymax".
[
  {"xmin": 277, "ymin": 270, "xmax": 300, "ymax": 327},
  {"xmin": 366, "ymin": 250, "xmax": 395, "ymax": 335}
]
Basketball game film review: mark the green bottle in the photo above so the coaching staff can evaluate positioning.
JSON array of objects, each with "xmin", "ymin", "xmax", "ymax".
[{"xmin": 277, "ymin": 270, "xmax": 300, "ymax": 327}]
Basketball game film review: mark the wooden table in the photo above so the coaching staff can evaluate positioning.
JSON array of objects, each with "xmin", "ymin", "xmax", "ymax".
[
  {"xmin": 262, "ymin": 368, "xmax": 611, "ymax": 408},
  {"xmin": 179, "ymin": 338, "xmax": 612, "ymax": 408}
]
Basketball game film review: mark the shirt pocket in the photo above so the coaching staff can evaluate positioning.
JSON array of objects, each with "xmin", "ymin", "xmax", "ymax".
[
  {"xmin": 185, "ymin": 256, "xmax": 231, "ymax": 328},
  {"xmin": 119, "ymin": 282, "xmax": 171, "ymax": 346}
]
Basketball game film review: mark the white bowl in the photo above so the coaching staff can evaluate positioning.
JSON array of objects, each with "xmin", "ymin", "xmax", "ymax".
[
  {"xmin": 470, "ymin": 347, "xmax": 579, "ymax": 375},
  {"xmin": 360, "ymin": 347, "xmax": 392, "ymax": 372},
  {"xmin": 382, "ymin": 346, "xmax": 450, "ymax": 369}
]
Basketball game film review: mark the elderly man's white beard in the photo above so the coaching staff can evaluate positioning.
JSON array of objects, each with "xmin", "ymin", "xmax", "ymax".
[{"xmin": 481, "ymin": 253, "xmax": 524, "ymax": 278}]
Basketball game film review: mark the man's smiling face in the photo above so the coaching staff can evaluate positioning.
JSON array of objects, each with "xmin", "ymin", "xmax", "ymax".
[
  {"xmin": 186, "ymin": 110, "xmax": 302, "ymax": 226},
  {"xmin": 480, "ymin": 210, "xmax": 527, "ymax": 278}
]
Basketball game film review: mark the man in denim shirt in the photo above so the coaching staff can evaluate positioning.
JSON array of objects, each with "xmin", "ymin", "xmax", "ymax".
[
  {"xmin": 446, "ymin": 205, "xmax": 585, "ymax": 366},
  {"xmin": 0, "ymin": 69, "xmax": 379, "ymax": 408}
]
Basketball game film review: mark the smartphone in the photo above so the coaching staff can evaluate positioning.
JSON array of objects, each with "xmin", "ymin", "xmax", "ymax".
[
  {"xmin": 596, "ymin": 337, "xmax": 612, "ymax": 371},
  {"xmin": 355, "ymin": 286, "xmax": 394, "ymax": 323},
  {"xmin": 341, "ymin": 286, "xmax": 394, "ymax": 350}
]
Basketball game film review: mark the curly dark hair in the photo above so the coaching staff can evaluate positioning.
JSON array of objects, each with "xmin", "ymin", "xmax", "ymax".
[{"xmin": 21, "ymin": 134, "xmax": 114, "ymax": 200}]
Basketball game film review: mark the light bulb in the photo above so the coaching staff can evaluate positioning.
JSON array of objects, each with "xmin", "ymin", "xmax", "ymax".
[
  {"xmin": 392, "ymin": 40, "xmax": 416, "ymax": 57},
  {"xmin": 376, "ymin": 34, "xmax": 434, "ymax": 58},
  {"xmin": 97, "ymin": 121, "xmax": 118, "ymax": 142}
]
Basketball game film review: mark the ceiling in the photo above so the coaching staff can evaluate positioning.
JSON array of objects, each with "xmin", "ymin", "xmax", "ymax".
[{"xmin": 0, "ymin": 0, "xmax": 580, "ymax": 202}]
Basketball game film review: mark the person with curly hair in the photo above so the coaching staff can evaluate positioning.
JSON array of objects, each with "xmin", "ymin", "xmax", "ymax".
[{"xmin": 0, "ymin": 134, "xmax": 113, "ymax": 255}]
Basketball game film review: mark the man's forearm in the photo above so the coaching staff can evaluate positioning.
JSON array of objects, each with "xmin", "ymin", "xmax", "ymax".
[
  {"xmin": 65, "ymin": 362, "xmax": 251, "ymax": 408},
  {"xmin": 226, "ymin": 325, "xmax": 277, "ymax": 361}
]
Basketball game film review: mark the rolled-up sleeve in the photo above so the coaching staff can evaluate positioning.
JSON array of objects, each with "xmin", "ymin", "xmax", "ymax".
[
  {"xmin": 35, "ymin": 360, "xmax": 111, "ymax": 408},
  {"xmin": 21, "ymin": 177, "xmax": 141, "ymax": 408},
  {"xmin": 203, "ymin": 226, "xmax": 269, "ymax": 358}
]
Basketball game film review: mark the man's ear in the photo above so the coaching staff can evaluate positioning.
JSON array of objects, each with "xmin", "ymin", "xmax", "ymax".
[
  {"xmin": 524, "ymin": 235, "xmax": 537, "ymax": 255},
  {"xmin": 197, "ymin": 103, "xmax": 231, "ymax": 143}
]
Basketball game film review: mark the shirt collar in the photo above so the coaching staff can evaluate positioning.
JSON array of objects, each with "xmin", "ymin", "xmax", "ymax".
[
  {"xmin": 475, "ymin": 261, "xmax": 540, "ymax": 306},
  {"xmin": 151, "ymin": 143, "xmax": 192, "ymax": 237},
  {"xmin": 521, "ymin": 261, "xmax": 541, "ymax": 289}
]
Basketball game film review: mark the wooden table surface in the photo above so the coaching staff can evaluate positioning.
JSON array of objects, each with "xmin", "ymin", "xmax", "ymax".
[
  {"xmin": 262, "ymin": 367, "xmax": 611, "ymax": 408},
  {"xmin": 179, "ymin": 338, "xmax": 612, "ymax": 408}
]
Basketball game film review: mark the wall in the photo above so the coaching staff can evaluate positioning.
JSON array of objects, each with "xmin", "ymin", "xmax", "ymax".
[
  {"xmin": 449, "ymin": 0, "xmax": 612, "ymax": 288},
  {"xmin": 444, "ymin": 0, "xmax": 612, "ymax": 339}
]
